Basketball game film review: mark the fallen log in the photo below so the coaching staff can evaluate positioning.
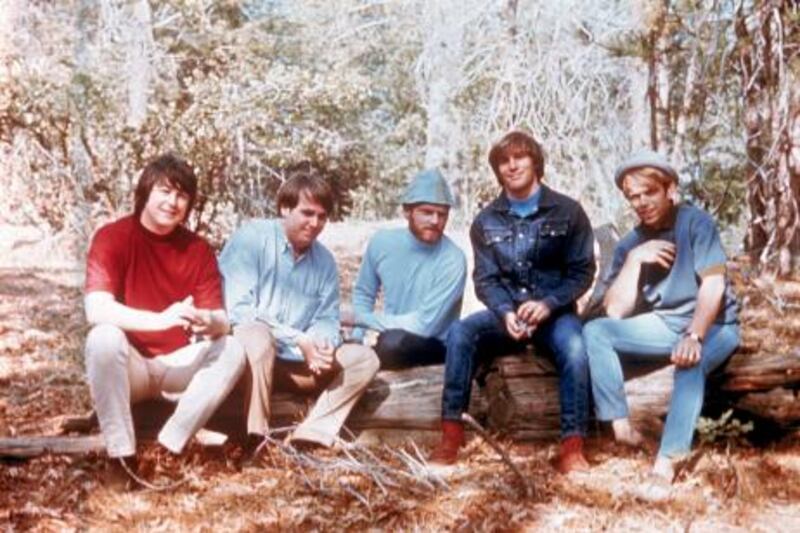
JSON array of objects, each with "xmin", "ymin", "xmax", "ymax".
[
  {"xmin": 5, "ymin": 223, "xmax": 800, "ymax": 458},
  {"xmin": 6, "ymin": 346, "xmax": 797, "ymax": 459},
  {"xmin": 0, "ymin": 435, "xmax": 105, "ymax": 458}
]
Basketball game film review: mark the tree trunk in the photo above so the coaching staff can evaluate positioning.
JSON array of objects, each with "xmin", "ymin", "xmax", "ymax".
[
  {"xmin": 415, "ymin": 0, "xmax": 465, "ymax": 203},
  {"xmin": 739, "ymin": 2, "xmax": 800, "ymax": 276},
  {"xmin": 124, "ymin": 0, "xmax": 153, "ymax": 129}
]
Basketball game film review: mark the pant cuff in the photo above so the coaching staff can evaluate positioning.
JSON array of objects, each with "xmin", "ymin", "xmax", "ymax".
[
  {"xmin": 157, "ymin": 421, "xmax": 189, "ymax": 454},
  {"xmin": 105, "ymin": 443, "xmax": 136, "ymax": 458},
  {"xmin": 594, "ymin": 406, "xmax": 629, "ymax": 422},
  {"xmin": 289, "ymin": 426, "xmax": 336, "ymax": 448}
]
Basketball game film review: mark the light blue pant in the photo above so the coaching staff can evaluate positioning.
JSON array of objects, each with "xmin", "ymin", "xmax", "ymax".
[{"xmin": 583, "ymin": 314, "xmax": 739, "ymax": 458}]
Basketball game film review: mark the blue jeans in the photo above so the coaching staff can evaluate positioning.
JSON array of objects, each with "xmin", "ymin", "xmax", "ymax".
[
  {"xmin": 584, "ymin": 314, "xmax": 740, "ymax": 458},
  {"xmin": 442, "ymin": 309, "xmax": 589, "ymax": 438}
]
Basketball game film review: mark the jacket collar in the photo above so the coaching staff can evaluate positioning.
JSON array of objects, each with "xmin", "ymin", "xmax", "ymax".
[{"xmin": 489, "ymin": 184, "xmax": 557, "ymax": 214}]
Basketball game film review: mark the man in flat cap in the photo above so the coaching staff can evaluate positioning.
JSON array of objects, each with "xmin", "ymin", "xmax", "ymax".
[
  {"xmin": 584, "ymin": 150, "xmax": 739, "ymax": 495},
  {"xmin": 344, "ymin": 168, "xmax": 467, "ymax": 369}
]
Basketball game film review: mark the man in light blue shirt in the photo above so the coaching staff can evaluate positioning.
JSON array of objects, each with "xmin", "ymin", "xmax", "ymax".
[
  {"xmin": 220, "ymin": 171, "xmax": 379, "ymax": 449},
  {"xmin": 344, "ymin": 169, "xmax": 467, "ymax": 369}
]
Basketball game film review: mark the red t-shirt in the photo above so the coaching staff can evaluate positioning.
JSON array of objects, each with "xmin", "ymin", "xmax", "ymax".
[{"xmin": 85, "ymin": 215, "xmax": 223, "ymax": 358}]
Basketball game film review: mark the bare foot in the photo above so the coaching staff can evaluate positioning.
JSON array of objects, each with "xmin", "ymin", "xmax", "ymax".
[{"xmin": 612, "ymin": 418, "xmax": 644, "ymax": 447}]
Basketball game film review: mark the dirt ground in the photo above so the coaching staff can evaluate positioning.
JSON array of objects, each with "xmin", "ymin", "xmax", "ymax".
[{"xmin": 2, "ymin": 223, "xmax": 800, "ymax": 531}]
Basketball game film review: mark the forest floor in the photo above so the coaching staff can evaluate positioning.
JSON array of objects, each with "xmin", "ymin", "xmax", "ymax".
[{"xmin": 2, "ymin": 222, "xmax": 800, "ymax": 531}]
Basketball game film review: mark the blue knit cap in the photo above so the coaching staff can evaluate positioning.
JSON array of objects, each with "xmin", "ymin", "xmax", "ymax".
[
  {"xmin": 614, "ymin": 150, "xmax": 679, "ymax": 189},
  {"xmin": 402, "ymin": 168, "xmax": 455, "ymax": 207}
]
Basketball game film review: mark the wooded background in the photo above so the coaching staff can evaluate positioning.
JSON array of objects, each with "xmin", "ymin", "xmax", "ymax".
[{"xmin": 1, "ymin": 0, "xmax": 798, "ymax": 275}]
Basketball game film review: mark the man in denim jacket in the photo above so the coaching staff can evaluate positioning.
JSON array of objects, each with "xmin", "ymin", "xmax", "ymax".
[{"xmin": 430, "ymin": 131, "xmax": 595, "ymax": 473}]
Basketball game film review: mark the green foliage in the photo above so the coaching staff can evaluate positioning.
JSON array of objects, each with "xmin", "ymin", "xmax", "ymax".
[
  {"xmin": 0, "ymin": 4, "xmax": 394, "ymax": 246},
  {"xmin": 696, "ymin": 409, "xmax": 754, "ymax": 446}
]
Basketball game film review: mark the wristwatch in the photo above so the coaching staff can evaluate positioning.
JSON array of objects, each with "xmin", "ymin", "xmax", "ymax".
[{"xmin": 684, "ymin": 331, "xmax": 703, "ymax": 343}]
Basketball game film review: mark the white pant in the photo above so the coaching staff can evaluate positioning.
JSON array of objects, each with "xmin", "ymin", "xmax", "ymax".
[{"xmin": 85, "ymin": 324, "xmax": 245, "ymax": 457}]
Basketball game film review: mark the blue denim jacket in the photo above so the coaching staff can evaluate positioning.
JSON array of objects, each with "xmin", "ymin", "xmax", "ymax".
[{"xmin": 470, "ymin": 185, "xmax": 596, "ymax": 320}]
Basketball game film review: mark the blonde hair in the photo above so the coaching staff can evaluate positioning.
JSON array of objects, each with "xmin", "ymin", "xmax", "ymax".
[{"xmin": 622, "ymin": 166, "xmax": 676, "ymax": 189}]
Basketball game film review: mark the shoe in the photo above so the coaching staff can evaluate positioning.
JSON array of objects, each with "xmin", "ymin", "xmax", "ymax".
[
  {"xmin": 428, "ymin": 420, "xmax": 465, "ymax": 465},
  {"xmin": 632, "ymin": 472, "xmax": 673, "ymax": 502},
  {"xmin": 238, "ymin": 433, "xmax": 267, "ymax": 469},
  {"xmin": 556, "ymin": 435, "xmax": 590, "ymax": 474}
]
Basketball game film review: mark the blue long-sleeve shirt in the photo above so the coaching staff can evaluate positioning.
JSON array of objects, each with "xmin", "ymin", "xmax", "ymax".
[
  {"xmin": 352, "ymin": 227, "xmax": 467, "ymax": 340},
  {"xmin": 219, "ymin": 219, "xmax": 341, "ymax": 361}
]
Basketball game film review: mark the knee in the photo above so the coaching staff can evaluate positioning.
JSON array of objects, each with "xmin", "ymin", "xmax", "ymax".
[
  {"xmin": 233, "ymin": 322, "xmax": 276, "ymax": 368},
  {"xmin": 375, "ymin": 330, "xmax": 405, "ymax": 356},
  {"xmin": 447, "ymin": 318, "xmax": 476, "ymax": 346},
  {"xmin": 561, "ymin": 335, "xmax": 588, "ymax": 366},
  {"xmin": 339, "ymin": 344, "xmax": 380, "ymax": 377},
  {"xmin": 582, "ymin": 319, "xmax": 607, "ymax": 343},
  {"xmin": 85, "ymin": 324, "xmax": 128, "ymax": 369},
  {"xmin": 220, "ymin": 335, "xmax": 247, "ymax": 375}
]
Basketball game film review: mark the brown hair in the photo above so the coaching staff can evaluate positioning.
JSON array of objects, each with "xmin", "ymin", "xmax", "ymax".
[
  {"xmin": 488, "ymin": 130, "xmax": 545, "ymax": 183},
  {"xmin": 621, "ymin": 166, "xmax": 675, "ymax": 189},
  {"xmin": 134, "ymin": 153, "xmax": 197, "ymax": 220},
  {"xmin": 276, "ymin": 169, "xmax": 334, "ymax": 215}
]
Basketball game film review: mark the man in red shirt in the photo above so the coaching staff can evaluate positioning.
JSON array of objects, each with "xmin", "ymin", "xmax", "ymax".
[{"xmin": 83, "ymin": 154, "xmax": 245, "ymax": 463}]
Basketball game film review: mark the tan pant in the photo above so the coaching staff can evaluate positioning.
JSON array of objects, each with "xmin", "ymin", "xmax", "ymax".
[
  {"xmin": 234, "ymin": 321, "xmax": 379, "ymax": 447},
  {"xmin": 85, "ymin": 324, "xmax": 245, "ymax": 458}
]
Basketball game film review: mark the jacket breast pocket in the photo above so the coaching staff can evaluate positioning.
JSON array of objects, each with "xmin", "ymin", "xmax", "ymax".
[
  {"xmin": 483, "ymin": 228, "xmax": 514, "ymax": 264},
  {"xmin": 537, "ymin": 219, "xmax": 570, "ymax": 262}
]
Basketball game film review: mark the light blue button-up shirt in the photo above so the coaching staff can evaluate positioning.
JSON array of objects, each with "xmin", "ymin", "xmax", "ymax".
[{"xmin": 219, "ymin": 219, "xmax": 341, "ymax": 361}]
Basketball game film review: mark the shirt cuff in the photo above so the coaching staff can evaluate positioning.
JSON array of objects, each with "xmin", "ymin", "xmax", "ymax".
[{"xmin": 699, "ymin": 263, "xmax": 726, "ymax": 278}]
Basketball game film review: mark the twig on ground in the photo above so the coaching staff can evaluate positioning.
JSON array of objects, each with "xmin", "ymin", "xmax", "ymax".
[
  {"xmin": 461, "ymin": 413, "xmax": 534, "ymax": 498},
  {"xmin": 117, "ymin": 457, "xmax": 189, "ymax": 492},
  {"xmin": 254, "ymin": 433, "xmax": 443, "ymax": 509}
]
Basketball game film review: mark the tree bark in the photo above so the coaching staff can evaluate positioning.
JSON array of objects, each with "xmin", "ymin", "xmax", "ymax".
[
  {"xmin": 739, "ymin": 2, "xmax": 800, "ymax": 276},
  {"xmin": 124, "ymin": 0, "xmax": 154, "ymax": 129}
]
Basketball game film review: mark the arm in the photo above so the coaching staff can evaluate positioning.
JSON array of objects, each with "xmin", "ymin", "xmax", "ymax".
[
  {"xmin": 188, "ymin": 308, "xmax": 230, "ymax": 339},
  {"xmin": 218, "ymin": 223, "xmax": 262, "ymax": 327},
  {"xmin": 190, "ymin": 243, "xmax": 231, "ymax": 339},
  {"xmin": 471, "ymin": 219, "xmax": 516, "ymax": 322},
  {"xmin": 304, "ymin": 258, "xmax": 342, "ymax": 348},
  {"xmin": 671, "ymin": 213, "xmax": 730, "ymax": 367},
  {"xmin": 603, "ymin": 239, "xmax": 676, "ymax": 319},
  {"xmin": 670, "ymin": 273, "xmax": 725, "ymax": 367},
  {"xmin": 351, "ymin": 239, "xmax": 382, "ymax": 329},
  {"xmin": 540, "ymin": 206, "xmax": 596, "ymax": 313},
  {"xmin": 85, "ymin": 291, "xmax": 195, "ymax": 332}
]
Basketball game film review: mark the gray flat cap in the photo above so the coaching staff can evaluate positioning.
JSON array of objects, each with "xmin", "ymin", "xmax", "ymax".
[{"xmin": 614, "ymin": 150, "xmax": 679, "ymax": 189}]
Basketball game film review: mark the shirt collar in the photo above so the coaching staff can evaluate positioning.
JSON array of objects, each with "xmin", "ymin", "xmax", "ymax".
[
  {"xmin": 277, "ymin": 223, "xmax": 310, "ymax": 264},
  {"xmin": 491, "ymin": 184, "xmax": 554, "ymax": 214}
]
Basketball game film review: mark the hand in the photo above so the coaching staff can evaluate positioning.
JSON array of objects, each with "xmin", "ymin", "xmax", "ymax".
[
  {"xmin": 517, "ymin": 300, "xmax": 551, "ymax": 329},
  {"xmin": 629, "ymin": 240, "xmax": 676, "ymax": 269},
  {"xmin": 160, "ymin": 296, "xmax": 196, "ymax": 331},
  {"xmin": 298, "ymin": 336, "xmax": 335, "ymax": 375},
  {"xmin": 504, "ymin": 312, "xmax": 529, "ymax": 341},
  {"xmin": 189, "ymin": 308, "xmax": 219, "ymax": 336},
  {"xmin": 340, "ymin": 305, "xmax": 355, "ymax": 328},
  {"xmin": 671, "ymin": 335, "xmax": 702, "ymax": 368}
]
